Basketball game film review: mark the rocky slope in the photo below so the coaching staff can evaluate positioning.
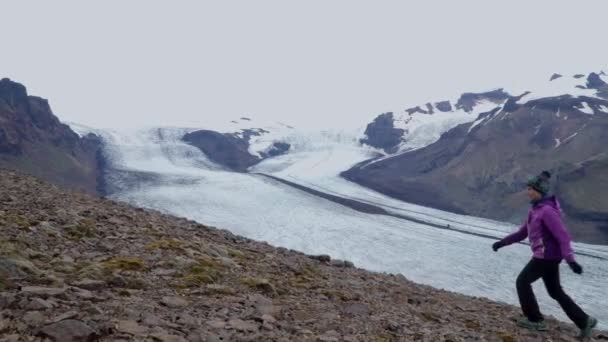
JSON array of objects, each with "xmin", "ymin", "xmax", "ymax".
[
  {"xmin": 347, "ymin": 72, "xmax": 608, "ymax": 244},
  {"xmin": 0, "ymin": 78, "xmax": 103, "ymax": 194},
  {"xmin": 1, "ymin": 169, "xmax": 606, "ymax": 341}
]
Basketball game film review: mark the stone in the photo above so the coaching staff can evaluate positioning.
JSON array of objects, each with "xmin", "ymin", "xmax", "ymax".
[
  {"xmin": 309, "ymin": 254, "xmax": 331, "ymax": 263},
  {"xmin": 343, "ymin": 302, "xmax": 370, "ymax": 316},
  {"xmin": 206, "ymin": 319, "xmax": 227, "ymax": 329},
  {"xmin": 25, "ymin": 298, "xmax": 54, "ymax": 310},
  {"xmin": 50, "ymin": 310, "xmax": 79, "ymax": 323},
  {"xmin": 0, "ymin": 319, "xmax": 11, "ymax": 333},
  {"xmin": 148, "ymin": 331, "xmax": 188, "ymax": 342},
  {"xmin": 318, "ymin": 330, "xmax": 340, "ymax": 342},
  {"xmin": 160, "ymin": 296, "xmax": 188, "ymax": 308},
  {"xmin": 261, "ymin": 315, "xmax": 276, "ymax": 324},
  {"xmin": 23, "ymin": 311, "xmax": 46, "ymax": 327},
  {"xmin": 228, "ymin": 319, "xmax": 258, "ymax": 332},
  {"xmin": 20, "ymin": 286, "xmax": 67, "ymax": 298},
  {"xmin": 329, "ymin": 259, "xmax": 346, "ymax": 267},
  {"xmin": 72, "ymin": 279, "xmax": 106, "ymax": 291},
  {"xmin": 0, "ymin": 294, "xmax": 16, "ymax": 310},
  {"xmin": 0, "ymin": 334, "xmax": 20, "ymax": 342},
  {"xmin": 39, "ymin": 319, "xmax": 97, "ymax": 342},
  {"xmin": 175, "ymin": 313, "xmax": 200, "ymax": 327},
  {"xmin": 116, "ymin": 320, "xmax": 148, "ymax": 335}
]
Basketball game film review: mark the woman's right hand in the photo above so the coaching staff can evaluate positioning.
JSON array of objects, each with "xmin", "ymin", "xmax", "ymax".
[
  {"xmin": 568, "ymin": 261, "xmax": 583, "ymax": 274},
  {"xmin": 492, "ymin": 241, "xmax": 505, "ymax": 252}
]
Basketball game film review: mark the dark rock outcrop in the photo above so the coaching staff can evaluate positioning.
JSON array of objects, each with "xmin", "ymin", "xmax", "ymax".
[
  {"xmin": 183, "ymin": 128, "xmax": 290, "ymax": 172},
  {"xmin": 261, "ymin": 142, "xmax": 291, "ymax": 158},
  {"xmin": 455, "ymin": 89, "xmax": 510, "ymax": 112},
  {"xmin": 587, "ymin": 73, "xmax": 608, "ymax": 99},
  {"xmin": 183, "ymin": 130, "xmax": 260, "ymax": 172},
  {"xmin": 0, "ymin": 78, "xmax": 103, "ymax": 194},
  {"xmin": 360, "ymin": 112, "xmax": 404, "ymax": 153},
  {"xmin": 435, "ymin": 101, "xmax": 453, "ymax": 112}
]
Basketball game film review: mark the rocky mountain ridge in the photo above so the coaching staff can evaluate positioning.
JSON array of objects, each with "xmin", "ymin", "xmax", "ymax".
[{"xmin": 0, "ymin": 78, "xmax": 103, "ymax": 195}]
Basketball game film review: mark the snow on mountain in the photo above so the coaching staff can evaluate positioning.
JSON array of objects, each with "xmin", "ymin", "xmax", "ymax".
[
  {"xmin": 516, "ymin": 73, "xmax": 601, "ymax": 104},
  {"xmin": 193, "ymin": 116, "xmax": 296, "ymax": 158},
  {"xmin": 360, "ymin": 89, "xmax": 510, "ymax": 154},
  {"xmin": 394, "ymin": 97, "xmax": 505, "ymax": 151}
]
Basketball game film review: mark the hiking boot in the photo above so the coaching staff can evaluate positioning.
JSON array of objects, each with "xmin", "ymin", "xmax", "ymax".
[
  {"xmin": 578, "ymin": 316, "xmax": 598, "ymax": 338},
  {"xmin": 517, "ymin": 318, "xmax": 548, "ymax": 331}
]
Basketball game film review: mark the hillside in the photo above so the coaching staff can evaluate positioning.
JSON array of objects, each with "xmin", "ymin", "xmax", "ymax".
[{"xmin": 1, "ymin": 169, "xmax": 605, "ymax": 341}]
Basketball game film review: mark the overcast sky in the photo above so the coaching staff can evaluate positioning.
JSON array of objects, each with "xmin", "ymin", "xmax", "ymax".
[{"xmin": 1, "ymin": 1, "xmax": 607, "ymax": 130}]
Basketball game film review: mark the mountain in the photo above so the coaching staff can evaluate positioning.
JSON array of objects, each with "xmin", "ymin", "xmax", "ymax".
[
  {"xmin": 346, "ymin": 72, "xmax": 608, "ymax": 244},
  {"xmin": 362, "ymin": 89, "xmax": 511, "ymax": 154},
  {"xmin": 2, "ymin": 168, "xmax": 607, "ymax": 341},
  {"xmin": 0, "ymin": 78, "xmax": 104, "ymax": 194},
  {"xmin": 182, "ymin": 118, "xmax": 294, "ymax": 172}
]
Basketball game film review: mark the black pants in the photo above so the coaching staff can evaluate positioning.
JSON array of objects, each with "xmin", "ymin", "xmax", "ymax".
[{"xmin": 516, "ymin": 258, "xmax": 588, "ymax": 328}]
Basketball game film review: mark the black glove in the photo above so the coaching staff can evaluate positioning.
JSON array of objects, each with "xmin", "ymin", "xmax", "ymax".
[
  {"xmin": 568, "ymin": 261, "xmax": 583, "ymax": 275},
  {"xmin": 492, "ymin": 241, "xmax": 505, "ymax": 252}
]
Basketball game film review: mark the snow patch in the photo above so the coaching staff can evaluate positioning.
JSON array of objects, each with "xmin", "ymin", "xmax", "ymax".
[
  {"xmin": 562, "ymin": 132, "xmax": 578, "ymax": 143},
  {"xmin": 554, "ymin": 138, "xmax": 561, "ymax": 148},
  {"xmin": 468, "ymin": 117, "xmax": 485, "ymax": 133},
  {"xmin": 578, "ymin": 102, "xmax": 594, "ymax": 115}
]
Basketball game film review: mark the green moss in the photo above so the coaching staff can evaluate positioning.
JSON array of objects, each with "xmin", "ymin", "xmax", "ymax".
[
  {"xmin": 226, "ymin": 248, "xmax": 247, "ymax": 261},
  {"xmin": 64, "ymin": 219, "xmax": 96, "ymax": 240},
  {"xmin": 320, "ymin": 289, "xmax": 347, "ymax": 300},
  {"xmin": 146, "ymin": 238, "xmax": 184, "ymax": 252},
  {"xmin": 464, "ymin": 319, "xmax": 481, "ymax": 331},
  {"xmin": 118, "ymin": 289, "xmax": 131, "ymax": 297},
  {"xmin": 0, "ymin": 240, "xmax": 20, "ymax": 257},
  {"xmin": 240, "ymin": 277, "xmax": 276, "ymax": 295},
  {"xmin": 2, "ymin": 214, "xmax": 30, "ymax": 229},
  {"xmin": 499, "ymin": 334, "xmax": 516, "ymax": 342},
  {"xmin": 205, "ymin": 284, "xmax": 236, "ymax": 295},
  {"xmin": 172, "ymin": 257, "xmax": 225, "ymax": 288},
  {"xmin": 102, "ymin": 257, "xmax": 146, "ymax": 272}
]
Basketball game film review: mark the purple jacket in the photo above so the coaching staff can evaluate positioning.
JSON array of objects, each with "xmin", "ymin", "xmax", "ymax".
[{"xmin": 501, "ymin": 196, "xmax": 575, "ymax": 263}]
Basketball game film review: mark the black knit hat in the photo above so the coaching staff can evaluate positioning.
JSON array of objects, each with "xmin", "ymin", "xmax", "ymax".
[{"xmin": 527, "ymin": 171, "xmax": 552, "ymax": 195}]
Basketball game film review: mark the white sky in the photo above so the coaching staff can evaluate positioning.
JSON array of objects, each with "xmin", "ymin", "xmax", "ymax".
[{"xmin": 1, "ymin": 0, "xmax": 607, "ymax": 130}]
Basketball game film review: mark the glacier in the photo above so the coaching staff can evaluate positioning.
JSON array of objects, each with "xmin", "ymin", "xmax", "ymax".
[{"xmin": 85, "ymin": 125, "xmax": 608, "ymax": 329}]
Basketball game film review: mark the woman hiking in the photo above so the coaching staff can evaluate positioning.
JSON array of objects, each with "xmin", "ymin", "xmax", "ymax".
[{"xmin": 492, "ymin": 171, "xmax": 598, "ymax": 338}]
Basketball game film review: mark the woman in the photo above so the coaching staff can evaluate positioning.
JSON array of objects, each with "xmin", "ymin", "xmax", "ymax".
[{"xmin": 492, "ymin": 171, "xmax": 597, "ymax": 338}]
